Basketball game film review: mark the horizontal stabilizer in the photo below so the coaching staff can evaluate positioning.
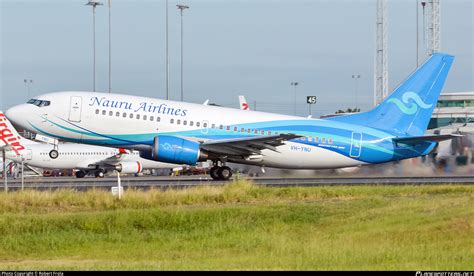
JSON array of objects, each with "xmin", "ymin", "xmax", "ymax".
[{"xmin": 393, "ymin": 134, "xmax": 462, "ymax": 145}]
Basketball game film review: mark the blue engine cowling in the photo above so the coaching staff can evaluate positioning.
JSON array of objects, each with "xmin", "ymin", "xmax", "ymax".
[{"xmin": 146, "ymin": 135, "xmax": 207, "ymax": 165}]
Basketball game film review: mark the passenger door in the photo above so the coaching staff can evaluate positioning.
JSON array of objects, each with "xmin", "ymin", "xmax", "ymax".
[
  {"xmin": 349, "ymin": 132, "xmax": 362, "ymax": 158},
  {"xmin": 23, "ymin": 149, "xmax": 33, "ymax": 161},
  {"xmin": 68, "ymin": 96, "xmax": 82, "ymax": 122}
]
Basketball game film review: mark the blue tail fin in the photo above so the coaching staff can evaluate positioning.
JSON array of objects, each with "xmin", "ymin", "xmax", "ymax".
[{"xmin": 328, "ymin": 53, "xmax": 454, "ymax": 136}]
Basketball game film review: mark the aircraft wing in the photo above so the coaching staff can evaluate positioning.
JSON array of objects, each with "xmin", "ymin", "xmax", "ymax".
[
  {"xmin": 79, "ymin": 152, "xmax": 127, "ymax": 169},
  {"xmin": 393, "ymin": 134, "xmax": 462, "ymax": 145},
  {"xmin": 200, "ymin": 133, "xmax": 302, "ymax": 156}
]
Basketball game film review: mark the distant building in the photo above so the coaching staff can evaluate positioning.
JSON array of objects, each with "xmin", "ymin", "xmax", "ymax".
[
  {"xmin": 428, "ymin": 92, "xmax": 474, "ymax": 170},
  {"xmin": 429, "ymin": 92, "xmax": 474, "ymax": 130}
]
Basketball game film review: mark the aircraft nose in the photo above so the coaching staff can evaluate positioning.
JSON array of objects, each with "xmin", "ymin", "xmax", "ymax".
[{"xmin": 5, "ymin": 104, "xmax": 30, "ymax": 130}]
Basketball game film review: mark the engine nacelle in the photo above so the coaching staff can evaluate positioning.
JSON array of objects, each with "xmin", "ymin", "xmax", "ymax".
[
  {"xmin": 150, "ymin": 135, "xmax": 207, "ymax": 165},
  {"xmin": 115, "ymin": 161, "xmax": 142, "ymax": 174}
]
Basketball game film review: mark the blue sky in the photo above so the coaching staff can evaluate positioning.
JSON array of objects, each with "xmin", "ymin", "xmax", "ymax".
[{"xmin": 1, "ymin": 0, "xmax": 472, "ymax": 117}]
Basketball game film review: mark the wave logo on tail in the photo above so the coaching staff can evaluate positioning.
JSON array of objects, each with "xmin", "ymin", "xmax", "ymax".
[{"xmin": 387, "ymin": 91, "xmax": 433, "ymax": 115}]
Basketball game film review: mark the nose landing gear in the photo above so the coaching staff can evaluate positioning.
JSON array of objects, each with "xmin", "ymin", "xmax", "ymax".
[
  {"xmin": 48, "ymin": 139, "xmax": 60, "ymax": 159},
  {"xmin": 49, "ymin": 149, "xmax": 59, "ymax": 159}
]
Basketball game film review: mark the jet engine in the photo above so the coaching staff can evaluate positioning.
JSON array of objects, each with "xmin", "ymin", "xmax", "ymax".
[
  {"xmin": 143, "ymin": 135, "xmax": 208, "ymax": 165},
  {"xmin": 115, "ymin": 161, "xmax": 142, "ymax": 174}
]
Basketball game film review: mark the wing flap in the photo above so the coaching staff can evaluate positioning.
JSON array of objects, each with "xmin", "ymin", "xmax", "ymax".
[{"xmin": 201, "ymin": 133, "xmax": 301, "ymax": 156}]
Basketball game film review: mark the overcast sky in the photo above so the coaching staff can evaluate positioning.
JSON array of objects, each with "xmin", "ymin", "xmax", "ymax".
[{"xmin": 1, "ymin": 0, "xmax": 473, "ymax": 117}]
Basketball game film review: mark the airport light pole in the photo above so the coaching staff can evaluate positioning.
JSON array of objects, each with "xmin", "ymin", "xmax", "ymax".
[
  {"xmin": 177, "ymin": 4, "xmax": 189, "ymax": 102},
  {"xmin": 23, "ymin": 79, "xmax": 33, "ymax": 99},
  {"xmin": 421, "ymin": 1, "xmax": 426, "ymax": 57},
  {"xmin": 108, "ymin": 0, "xmax": 112, "ymax": 93},
  {"xmin": 2, "ymin": 147, "xmax": 7, "ymax": 193},
  {"xmin": 21, "ymin": 159, "xmax": 24, "ymax": 191},
  {"xmin": 86, "ymin": 0, "xmax": 103, "ymax": 92},
  {"xmin": 352, "ymin": 74, "xmax": 361, "ymax": 111},
  {"xmin": 166, "ymin": 0, "xmax": 169, "ymax": 100},
  {"xmin": 416, "ymin": 0, "xmax": 419, "ymax": 68},
  {"xmin": 291, "ymin": 82, "xmax": 299, "ymax": 115}
]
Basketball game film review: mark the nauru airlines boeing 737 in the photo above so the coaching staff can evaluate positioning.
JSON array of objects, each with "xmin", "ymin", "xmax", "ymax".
[
  {"xmin": 0, "ymin": 112, "xmax": 177, "ymax": 178},
  {"xmin": 6, "ymin": 53, "xmax": 457, "ymax": 180}
]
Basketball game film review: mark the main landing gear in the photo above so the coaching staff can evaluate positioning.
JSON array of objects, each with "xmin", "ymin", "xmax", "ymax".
[
  {"xmin": 75, "ymin": 170, "xmax": 86, "ymax": 178},
  {"xmin": 94, "ymin": 168, "xmax": 106, "ymax": 178},
  {"xmin": 209, "ymin": 162, "xmax": 233, "ymax": 181},
  {"xmin": 75, "ymin": 168, "xmax": 107, "ymax": 178}
]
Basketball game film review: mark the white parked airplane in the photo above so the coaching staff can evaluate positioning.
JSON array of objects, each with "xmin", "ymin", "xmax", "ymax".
[
  {"xmin": 239, "ymin": 96, "xmax": 250, "ymax": 111},
  {"xmin": 6, "ymin": 54, "xmax": 458, "ymax": 181},
  {"xmin": 0, "ymin": 112, "xmax": 178, "ymax": 178}
]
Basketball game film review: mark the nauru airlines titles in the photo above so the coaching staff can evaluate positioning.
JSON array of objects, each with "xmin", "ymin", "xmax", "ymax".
[{"xmin": 6, "ymin": 53, "xmax": 458, "ymax": 180}]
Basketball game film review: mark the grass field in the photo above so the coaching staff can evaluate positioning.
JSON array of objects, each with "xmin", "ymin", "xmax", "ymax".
[{"xmin": 0, "ymin": 181, "xmax": 473, "ymax": 270}]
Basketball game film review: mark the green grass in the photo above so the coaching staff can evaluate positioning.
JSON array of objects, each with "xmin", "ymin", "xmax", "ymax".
[{"xmin": 0, "ymin": 181, "xmax": 473, "ymax": 270}]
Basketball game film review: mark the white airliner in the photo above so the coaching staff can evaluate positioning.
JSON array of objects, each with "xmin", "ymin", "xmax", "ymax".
[
  {"xmin": 239, "ymin": 96, "xmax": 250, "ymax": 111},
  {"xmin": 0, "ymin": 112, "xmax": 178, "ymax": 178},
  {"xmin": 6, "ymin": 54, "xmax": 458, "ymax": 181}
]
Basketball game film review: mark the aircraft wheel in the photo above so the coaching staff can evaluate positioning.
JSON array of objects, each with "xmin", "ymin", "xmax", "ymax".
[
  {"xmin": 49, "ymin": 150, "xmax": 59, "ymax": 159},
  {"xmin": 95, "ymin": 170, "xmax": 105, "ymax": 178},
  {"xmin": 217, "ymin": 166, "xmax": 232, "ymax": 181},
  {"xmin": 76, "ymin": 170, "xmax": 86, "ymax": 178},
  {"xmin": 210, "ymin": 166, "xmax": 220, "ymax": 180}
]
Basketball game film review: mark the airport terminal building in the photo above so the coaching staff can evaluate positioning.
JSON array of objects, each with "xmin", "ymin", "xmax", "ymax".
[
  {"xmin": 427, "ymin": 92, "xmax": 474, "ymax": 172},
  {"xmin": 429, "ymin": 92, "xmax": 474, "ymax": 131}
]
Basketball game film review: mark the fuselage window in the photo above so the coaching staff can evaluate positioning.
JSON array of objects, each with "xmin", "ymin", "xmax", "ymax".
[
  {"xmin": 130, "ymin": 113, "xmax": 134, "ymax": 119},
  {"xmin": 190, "ymin": 121, "xmax": 194, "ymax": 126},
  {"xmin": 150, "ymin": 116, "xmax": 154, "ymax": 121},
  {"xmin": 219, "ymin": 125, "xmax": 224, "ymax": 130},
  {"xmin": 143, "ymin": 115, "xmax": 147, "ymax": 120},
  {"xmin": 254, "ymin": 129, "xmax": 258, "ymax": 134},
  {"xmin": 170, "ymin": 118, "xmax": 174, "ymax": 124},
  {"xmin": 123, "ymin": 112, "xmax": 127, "ymax": 118},
  {"xmin": 261, "ymin": 130, "xmax": 265, "ymax": 135},
  {"xmin": 308, "ymin": 137, "xmax": 313, "ymax": 142},
  {"xmin": 247, "ymin": 129, "xmax": 251, "ymax": 133},
  {"xmin": 315, "ymin": 137, "xmax": 319, "ymax": 142},
  {"xmin": 322, "ymin": 138, "xmax": 326, "ymax": 143},
  {"xmin": 203, "ymin": 122, "xmax": 207, "ymax": 128},
  {"xmin": 183, "ymin": 120, "xmax": 187, "ymax": 126},
  {"xmin": 157, "ymin": 117, "xmax": 161, "ymax": 122},
  {"xmin": 136, "ymin": 114, "xmax": 140, "ymax": 120},
  {"xmin": 102, "ymin": 110, "xmax": 106, "ymax": 115},
  {"xmin": 196, "ymin": 122, "xmax": 200, "ymax": 127},
  {"xmin": 226, "ymin": 126, "xmax": 231, "ymax": 131},
  {"xmin": 268, "ymin": 131, "xmax": 272, "ymax": 135},
  {"xmin": 234, "ymin": 127, "xmax": 238, "ymax": 132},
  {"xmin": 328, "ymin": 138, "xmax": 333, "ymax": 144},
  {"xmin": 211, "ymin": 124, "xmax": 216, "ymax": 129},
  {"xmin": 109, "ymin": 111, "xmax": 113, "ymax": 116},
  {"xmin": 116, "ymin": 112, "xmax": 120, "ymax": 117},
  {"xmin": 177, "ymin": 119, "xmax": 181, "ymax": 125},
  {"xmin": 95, "ymin": 109, "xmax": 100, "ymax": 114},
  {"xmin": 240, "ymin": 128, "xmax": 245, "ymax": 133}
]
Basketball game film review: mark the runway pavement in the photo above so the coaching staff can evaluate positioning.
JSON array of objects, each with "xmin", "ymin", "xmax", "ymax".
[{"xmin": 2, "ymin": 175, "xmax": 474, "ymax": 191}]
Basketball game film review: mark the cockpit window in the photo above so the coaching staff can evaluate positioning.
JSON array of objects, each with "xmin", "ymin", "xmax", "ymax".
[{"xmin": 27, "ymin": 99, "xmax": 51, "ymax": 107}]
